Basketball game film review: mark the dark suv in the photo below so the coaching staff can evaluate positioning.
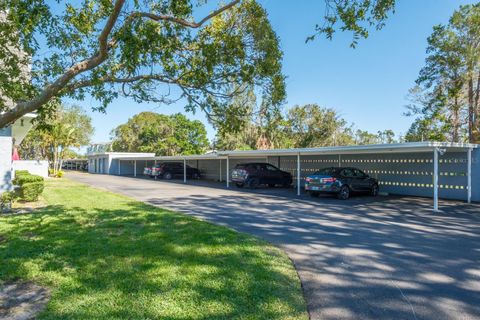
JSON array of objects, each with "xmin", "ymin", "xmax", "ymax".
[
  {"xmin": 154, "ymin": 162, "xmax": 201, "ymax": 180},
  {"xmin": 231, "ymin": 163, "xmax": 292, "ymax": 188},
  {"xmin": 304, "ymin": 167, "xmax": 379, "ymax": 200}
]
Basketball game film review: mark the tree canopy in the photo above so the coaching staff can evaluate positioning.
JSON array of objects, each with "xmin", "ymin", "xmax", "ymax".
[
  {"xmin": 308, "ymin": 0, "xmax": 396, "ymax": 47},
  {"xmin": 111, "ymin": 112, "xmax": 209, "ymax": 156},
  {"xmin": 215, "ymin": 103, "xmax": 398, "ymax": 150},
  {"xmin": 405, "ymin": 3, "xmax": 480, "ymax": 143},
  {"xmin": 0, "ymin": 0, "xmax": 285, "ymax": 129},
  {"xmin": 285, "ymin": 104, "xmax": 354, "ymax": 148},
  {"xmin": 0, "ymin": 0, "xmax": 403, "ymax": 129}
]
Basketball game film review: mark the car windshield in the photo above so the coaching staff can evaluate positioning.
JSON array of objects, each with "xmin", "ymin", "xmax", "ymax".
[{"xmin": 314, "ymin": 168, "xmax": 338, "ymax": 175}]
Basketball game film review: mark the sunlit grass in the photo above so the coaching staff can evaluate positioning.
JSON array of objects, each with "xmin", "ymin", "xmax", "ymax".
[{"xmin": 0, "ymin": 178, "xmax": 307, "ymax": 319}]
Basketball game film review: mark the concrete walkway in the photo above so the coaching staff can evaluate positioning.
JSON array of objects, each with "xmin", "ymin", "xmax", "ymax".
[{"xmin": 67, "ymin": 172, "xmax": 480, "ymax": 320}]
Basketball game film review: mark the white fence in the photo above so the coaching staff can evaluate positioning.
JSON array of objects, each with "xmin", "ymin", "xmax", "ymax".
[{"xmin": 12, "ymin": 160, "xmax": 49, "ymax": 178}]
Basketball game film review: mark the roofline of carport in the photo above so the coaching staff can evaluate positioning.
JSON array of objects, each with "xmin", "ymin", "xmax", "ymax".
[
  {"xmin": 218, "ymin": 142, "xmax": 478, "ymax": 157},
  {"xmin": 108, "ymin": 142, "xmax": 478, "ymax": 161},
  {"xmin": 115, "ymin": 155, "xmax": 228, "ymax": 161}
]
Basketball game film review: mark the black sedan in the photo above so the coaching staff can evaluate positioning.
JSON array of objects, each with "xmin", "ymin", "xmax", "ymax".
[
  {"xmin": 153, "ymin": 162, "xmax": 201, "ymax": 180},
  {"xmin": 231, "ymin": 163, "xmax": 292, "ymax": 188},
  {"xmin": 304, "ymin": 167, "xmax": 379, "ymax": 200}
]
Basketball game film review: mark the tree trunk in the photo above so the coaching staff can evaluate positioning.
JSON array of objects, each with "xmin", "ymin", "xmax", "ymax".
[
  {"xmin": 468, "ymin": 75, "xmax": 475, "ymax": 143},
  {"xmin": 452, "ymin": 96, "xmax": 460, "ymax": 143},
  {"xmin": 474, "ymin": 71, "xmax": 480, "ymax": 143}
]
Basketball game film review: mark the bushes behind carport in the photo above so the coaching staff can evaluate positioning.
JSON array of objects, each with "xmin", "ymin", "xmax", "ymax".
[{"xmin": 13, "ymin": 170, "xmax": 45, "ymax": 202}]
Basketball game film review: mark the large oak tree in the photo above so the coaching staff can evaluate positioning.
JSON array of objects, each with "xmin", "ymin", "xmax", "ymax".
[
  {"xmin": 0, "ymin": 0, "xmax": 398, "ymax": 129},
  {"xmin": 0, "ymin": 0, "xmax": 286, "ymax": 128},
  {"xmin": 111, "ymin": 111, "xmax": 209, "ymax": 155},
  {"xmin": 406, "ymin": 4, "xmax": 480, "ymax": 143}
]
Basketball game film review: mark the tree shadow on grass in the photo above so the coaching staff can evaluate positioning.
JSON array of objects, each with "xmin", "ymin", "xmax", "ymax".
[{"xmin": 0, "ymin": 201, "xmax": 307, "ymax": 320}]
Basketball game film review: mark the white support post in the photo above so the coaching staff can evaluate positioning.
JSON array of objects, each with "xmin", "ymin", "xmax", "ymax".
[
  {"xmin": 468, "ymin": 148, "xmax": 472, "ymax": 204},
  {"xmin": 219, "ymin": 159, "xmax": 222, "ymax": 182},
  {"xmin": 433, "ymin": 148, "xmax": 439, "ymax": 212},
  {"xmin": 118, "ymin": 160, "xmax": 121, "ymax": 175},
  {"xmin": 183, "ymin": 158, "xmax": 187, "ymax": 183},
  {"xmin": 134, "ymin": 160, "xmax": 137, "ymax": 177},
  {"xmin": 154, "ymin": 159, "xmax": 157, "ymax": 179},
  {"xmin": 226, "ymin": 157, "xmax": 230, "ymax": 188},
  {"xmin": 297, "ymin": 153, "xmax": 301, "ymax": 196}
]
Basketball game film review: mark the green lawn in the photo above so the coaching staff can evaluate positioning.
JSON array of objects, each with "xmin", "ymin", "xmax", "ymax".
[{"xmin": 0, "ymin": 179, "xmax": 307, "ymax": 320}]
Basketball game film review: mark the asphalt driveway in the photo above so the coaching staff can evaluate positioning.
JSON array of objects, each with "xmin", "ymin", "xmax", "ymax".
[{"xmin": 67, "ymin": 172, "xmax": 480, "ymax": 320}]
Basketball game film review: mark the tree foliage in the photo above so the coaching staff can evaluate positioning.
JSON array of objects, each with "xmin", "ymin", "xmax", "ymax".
[
  {"xmin": 0, "ymin": 0, "xmax": 285, "ymax": 129},
  {"xmin": 0, "ymin": 0, "xmax": 405, "ymax": 130},
  {"xmin": 20, "ymin": 104, "xmax": 94, "ymax": 174},
  {"xmin": 406, "ymin": 4, "xmax": 480, "ymax": 143},
  {"xmin": 215, "ymin": 103, "xmax": 398, "ymax": 150},
  {"xmin": 111, "ymin": 112, "xmax": 209, "ymax": 156},
  {"xmin": 354, "ymin": 129, "xmax": 396, "ymax": 145},
  {"xmin": 285, "ymin": 104, "xmax": 354, "ymax": 148},
  {"xmin": 308, "ymin": 0, "xmax": 396, "ymax": 47}
]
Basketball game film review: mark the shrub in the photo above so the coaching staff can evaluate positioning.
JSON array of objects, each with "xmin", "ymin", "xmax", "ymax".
[
  {"xmin": 12, "ymin": 172, "xmax": 45, "ymax": 202},
  {"xmin": 17, "ymin": 182, "xmax": 44, "ymax": 202},
  {"xmin": 13, "ymin": 174, "xmax": 44, "ymax": 186},
  {"xmin": 57, "ymin": 170, "xmax": 64, "ymax": 178},
  {"xmin": 1, "ymin": 191, "xmax": 14, "ymax": 211},
  {"xmin": 15, "ymin": 170, "xmax": 30, "ymax": 177}
]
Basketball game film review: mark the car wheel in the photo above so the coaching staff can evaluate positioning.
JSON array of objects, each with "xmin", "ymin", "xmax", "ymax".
[
  {"xmin": 370, "ymin": 184, "xmax": 379, "ymax": 196},
  {"xmin": 337, "ymin": 185, "xmax": 350, "ymax": 200},
  {"xmin": 268, "ymin": 183, "xmax": 275, "ymax": 188},
  {"xmin": 247, "ymin": 177, "xmax": 259, "ymax": 189},
  {"xmin": 236, "ymin": 183, "xmax": 244, "ymax": 188},
  {"xmin": 164, "ymin": 172, "xmax": 173, "ymax": 180},
  {"xmin": 310, "ymin": 191, "xmax": 319, "ymax": 198}
]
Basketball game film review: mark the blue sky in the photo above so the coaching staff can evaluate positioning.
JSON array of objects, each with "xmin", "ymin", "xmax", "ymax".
[{"xmin": 77, "ymin": 0, "xmax": 477, "ymax": 145}]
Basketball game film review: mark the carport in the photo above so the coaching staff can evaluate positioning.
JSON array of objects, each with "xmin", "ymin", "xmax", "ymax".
[
  {"xmin": 220, "ymin": 142, "xmax": 478, "ymax": 211},
  {"xmin": 115, "ymin": 154, "xmax": 227, "ymax": 183},
  {"xmin": 111, "ymin": 142, "xmax": 478, "ymax": 211}
]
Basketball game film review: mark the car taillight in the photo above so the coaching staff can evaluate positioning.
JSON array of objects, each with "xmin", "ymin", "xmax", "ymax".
[
  {"xmin": 322, "ymin": 177, "xmax": 336, "ymax": 183},
  {"xmin": 305, "ymin": 177, "xmax": 313, "ymax": 182}
]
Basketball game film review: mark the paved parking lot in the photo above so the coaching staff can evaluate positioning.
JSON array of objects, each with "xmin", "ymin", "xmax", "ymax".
[{"xmin": 67, "ymin": 172, "xmax": 480, "ymax": 320}]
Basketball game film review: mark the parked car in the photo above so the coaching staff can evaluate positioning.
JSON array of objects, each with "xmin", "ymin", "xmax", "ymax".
[
  {"xmin": 143, "ymin": 166, "xmax": 153, "ymax": 177},
  {"xmin": 151, "ymin": 162, "xmax": 201, "ymax": 180},
  {"xmin": 231, "ymin": 163, "xmax": 292, "ymax": 188},
  {"xmin": 304, "ymin": 167, "xmax": 379, "ymax": 200}
]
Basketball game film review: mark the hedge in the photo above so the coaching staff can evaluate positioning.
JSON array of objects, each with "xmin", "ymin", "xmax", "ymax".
[
  {"xmin": 12, "ymin": 171, "xmax": 45, "ymax": 202},
  {"xmin": 17, "ymin": 181, "xmax": 45, "ymax": 202},
  {"xmin": 15, "ymin": 170, "xmax": 30, "ymax": 177},
  {"xmin": 1, "ymin": 191, "xmax": 14, "ymax": 210},
  {"xmin": 13, "ymin": 173, "xmax": 44, "ymax": 186}
]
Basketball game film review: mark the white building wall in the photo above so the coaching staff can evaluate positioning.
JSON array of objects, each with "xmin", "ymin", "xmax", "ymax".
[
  {"xmin": 12, "ymin": 160, "xmax": 49, "ymax": 178},
  {"xmin": 0, "ymin": 136, "xmax": 13, "ymax": 193}
]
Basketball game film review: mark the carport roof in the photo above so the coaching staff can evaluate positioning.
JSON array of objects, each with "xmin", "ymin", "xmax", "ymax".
[
  {"xmin": 218, "ymin": 142, "xmax": 478, "ymax": 157},
  {"xmin": 114, "ymin": 142, "xmax": 478, "ymax": 161},
  {"xmin": 116, "ymin": 154, "xmax": 227, "ymax": 161}
]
